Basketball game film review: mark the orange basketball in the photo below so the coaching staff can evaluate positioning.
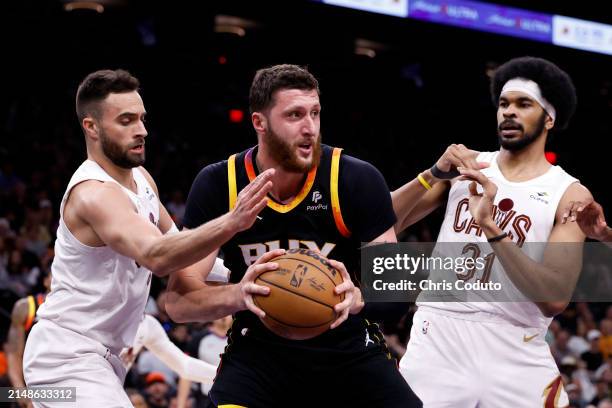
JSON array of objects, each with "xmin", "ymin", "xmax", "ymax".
[{"xmin": 253, "ymin": 248, "xmax": 345, "ymax": 340}]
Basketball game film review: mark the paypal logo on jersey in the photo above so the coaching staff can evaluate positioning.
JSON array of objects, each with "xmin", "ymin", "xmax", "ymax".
[{"xmin": 307, "ymin": 190, "xmax": 328, "ymax": 211}]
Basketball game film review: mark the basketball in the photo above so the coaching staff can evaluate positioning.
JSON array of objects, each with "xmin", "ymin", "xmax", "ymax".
[{"xmin": 253, "ymin": 248, "xmax": 345, "ymax": 340}]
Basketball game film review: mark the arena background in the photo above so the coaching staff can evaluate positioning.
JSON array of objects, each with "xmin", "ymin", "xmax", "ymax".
[{"xmin": 1, "ymin": 1, "xmax": 611, "ymax": 407}]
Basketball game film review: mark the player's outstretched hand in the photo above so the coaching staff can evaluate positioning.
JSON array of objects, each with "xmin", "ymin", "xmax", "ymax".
[
  {"xmin": 230, "ymin": 168, "xmax": 275, "ymax": 232},
  {"xmin": 434, "ymin": 144, "xmax": 487, "ymax": 179},
  {"xmin": 457, "ymin": 167, "xmax": 498, "ymax": 227},
  {"xmin": 327, "ymin": 259, "xmax": 363, "ymax": 329},
  {"xmin": 238, "ymin": 249, "xmax": 285, "ymax": 318},
  {"xmin": 563, "ymin": 199, "xmax": 610, "ymax": 241}
]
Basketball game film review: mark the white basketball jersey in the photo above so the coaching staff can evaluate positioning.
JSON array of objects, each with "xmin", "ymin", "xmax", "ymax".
[
  {"xmin": 420, "ymin": 151, "xmax": 578, "ymax": 329},
  {"xmin": 37, "ymin": 160, "xmax": 158, "ymax": 354}
]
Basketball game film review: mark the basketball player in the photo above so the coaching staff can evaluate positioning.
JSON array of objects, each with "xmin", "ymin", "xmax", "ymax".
[
  {"xmin": 119, "ymin": 314, "xmax": 217, "ymax": 386},
  {"xmin": 5, "ymin": 272, "xmax": 51, "ymax": 408},
  {"xmin": 166, "ymin": 64, "xmax": 422, "ymax": 407},
  {"xmin": 392, "ymin": 57, "xmax": 592, "ymax": 406},
  {"xmin": 563, "ymin": 199, "xmax": 612, "ymax": 246},
  {"xmin": 120, "ymin": 258, "xmax": 231, "ymax": 396},
  {"xmin": 22, "ymin": 69, "xmax": 273, "ymax": 407}
]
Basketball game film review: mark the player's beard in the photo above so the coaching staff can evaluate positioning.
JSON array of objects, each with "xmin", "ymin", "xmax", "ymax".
[
  {"xmin": 497, "ymin": 112, "xmax": 547, "ymax": 152},
  {"xmin": 99, "ymin": 128, "xmax": 145, "ymax": 169},
  {"xmin": 264, "ymin": 126, "xmax": 322, "ymax": 173}
]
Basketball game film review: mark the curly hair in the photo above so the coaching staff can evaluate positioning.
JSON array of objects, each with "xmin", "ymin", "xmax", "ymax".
[{"xmin": 491, "ymin": 57, "xmax": 576, "ymax": 131}]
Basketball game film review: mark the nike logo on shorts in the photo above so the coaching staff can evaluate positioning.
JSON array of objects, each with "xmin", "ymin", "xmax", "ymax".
[{"xmin": 523, "ymin": 333, "xmax": 538, "ymax": 343}]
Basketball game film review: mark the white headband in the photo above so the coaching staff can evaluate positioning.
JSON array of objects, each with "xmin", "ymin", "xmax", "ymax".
[{"xmin": 500, "ymin": 78, "xmax": 556, "ymax": 122}]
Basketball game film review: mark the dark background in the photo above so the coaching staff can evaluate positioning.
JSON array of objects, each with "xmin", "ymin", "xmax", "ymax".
[{"xmin": 1, "ymin": 0, "xmax": 610, "ymax": 218}]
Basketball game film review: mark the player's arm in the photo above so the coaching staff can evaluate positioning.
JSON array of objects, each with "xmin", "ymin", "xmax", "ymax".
[
  {"xmin": 391, "ymin": 177, "xmax": 449, "ymax": 233},
  {"xmin": 70, "ymin": 169, "xmax": 273, "ymax": 277},
  {"xmin": 176, "ymin": 377, "xmax": 192, "ymax": 408},
  {"xmin": 140, "ymin": 315, "xmax": 217, "ymax": 383},
  {"xmin": 327, "ymin": 155, "xmax": 406, "ymax": 328},
  {"xmin": 166, "ymin": 248, "xmax": 283, "ymax": 323},
  {"xmin": 459, "ymin": 167, "xmax": 590, "ymax": 317},
  {"xmin": 5, "ymin": 298, "xmax": 28, "ymax": 389},
  {"xmin": 326, "ymin": 225, "xmax": 398, "ymax": 329},
  {"xmin": 563, "ymin": 199, "xmax": 612, "ymax": 248},
  {"xmin": 392, "ymin": 144, "xmax": 487, "ymax": 233},
  {"xmin": 166, "ymin": 160, "xmax": 287, "ymax": 323}
]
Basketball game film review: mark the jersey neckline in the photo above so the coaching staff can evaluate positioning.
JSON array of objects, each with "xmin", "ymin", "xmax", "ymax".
[
  {"xmin": 244, "ymin": 147, "xmax": 317, "ymax": 214},
  {"xmin": 488, "ymin": 151, "xmax": 558, "ymax": 186}
]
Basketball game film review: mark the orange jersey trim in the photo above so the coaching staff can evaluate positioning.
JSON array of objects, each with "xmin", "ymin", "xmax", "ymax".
[
  {"xmin": 331, "ymin": 148, "xmax": 351, "ymax": 238},
  {"xmin": 228, "ymin": 154, "xmax": 238, "ymax": 210},
  {"xmin": 24, "ymin": 295, "xmax": 36, "ymax": 332},
  {"xmin": 244, "ymin": 148, "xmax": 317, "ymax": 214}
]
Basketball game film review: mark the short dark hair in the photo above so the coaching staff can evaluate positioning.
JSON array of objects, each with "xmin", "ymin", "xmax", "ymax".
[
  {"xmin": 75, "ymin": 69, "xmax": 140, "ymax": 123},
  {"xmin": 249, "ymin": 64, "xmax": 320, "ymax": 113},
  {"xmin": 491, "ymin": 57, "xmax": 577, "ymax": 131}
]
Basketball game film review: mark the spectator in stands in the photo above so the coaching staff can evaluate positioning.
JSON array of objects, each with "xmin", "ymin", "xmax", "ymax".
[
  {"xmin": 600, "ymin": 399, "xmax": 612, "ymax": 408},
  {"xmin": 583, "ymin": 330, "xmax": 605, "ymax": 372},
  {"xmin": 566, "ymin": 383, "xmax": 584, "ymax": 408},
  {"xmin": 145, "ymin": 372, "xmax": 171, "ymax": 408},
  {"xmin": 166, "ymin": 190, "xmax": 186, "ymax": 227},
  {"xmin": 601, "ymin": 320, "xmax": 612, "ymax": 360},
  {"xmin": 592, "ymin": 362, "xmax": 612, "ymax": 405},
  {"xmin": 126, "ymin": 388, "xmax": 149, "ymax": 408},
  {"xmin": 553, "ymin": 330, "xmax": 578, "ymax": 366}
]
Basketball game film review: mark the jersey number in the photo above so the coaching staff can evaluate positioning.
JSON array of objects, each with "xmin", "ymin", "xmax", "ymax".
[{"xmin": 457, "ymin": 243, "xmax": 496, "ymax": 283}]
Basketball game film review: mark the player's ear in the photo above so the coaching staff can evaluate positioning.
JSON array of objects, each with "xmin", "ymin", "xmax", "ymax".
[
  {"xmin": 82, "ymin": 117, "xmax": 100, "ymax": 140},
  {"xmin": 252, "ymin": 112, "xmax": 267, "ymax": 134},
  {"xmin": 544, "ymin": 114, "xmax": 554, "ymax": 131}
]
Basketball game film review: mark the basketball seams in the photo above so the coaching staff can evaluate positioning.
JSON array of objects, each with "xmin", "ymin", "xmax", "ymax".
[
  {"xmin": 254, "ymin": 295, "xmax": 335, "ymax": 329},
  {"xmin": 252, "ymin": 251, "xmax": 346, "ymax": 338},
  {"xmin": 256, "ymin": 277, "xmax": 339, "ymax": 310},
  {"xmin": 276, "ymin": 255, "xmax": 344, "ymax": 288}
]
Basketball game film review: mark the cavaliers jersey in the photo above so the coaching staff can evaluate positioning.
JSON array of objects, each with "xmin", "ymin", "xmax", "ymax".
[
  {"xmin": 24, "ymin": 293, "xmax": 45, "ymax": 336},
  {"xmin": 183, "ymin": 144, "xmax": 396, "ymax": 348},
  {"xmin": 419, "ymin": 151, "xmax": 578, "ymax": 329},
  {"xmin": 36, "ymin": 160, "xmax": 157, "ymax": 355}
]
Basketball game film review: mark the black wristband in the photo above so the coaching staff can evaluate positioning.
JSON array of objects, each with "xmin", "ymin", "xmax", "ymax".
[
  {"xmin": 487, "ymin": 232, "xmax": 508, "ymax": 242},
  {"xmin": 430, "ymin": 164, "xmax": 460, "ymax": 180}
]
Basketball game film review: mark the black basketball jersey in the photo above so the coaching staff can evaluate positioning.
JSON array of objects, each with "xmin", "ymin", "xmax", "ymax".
[
  {"xmin": 183, "ymin": 143, "xmax": 396, "ymax": 348},
  {"xmin": 223, "ymin": 144, "xmax": 359, "ymax": 284}
]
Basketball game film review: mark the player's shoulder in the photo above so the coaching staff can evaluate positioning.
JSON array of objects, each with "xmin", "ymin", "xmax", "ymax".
[
  {"xmin": 72, "ymin": 179, "xmax": 125, "ymax": 203},
  {"xmin": 336, "ymin": 150, "xmax": 388, "ymax": 195},
  {"xmin": 185, "ymin": 159, "xmax": 232, "ymax": 210},
  {"xmin": 334, "ymin": 149, "xmax": 392, "ymax": 209},
  {"xmin": 191, "ymin": 159, "xmax": 229, "ymax": 191},
  {"xmin": 560, "ymin": 182, "xmax": 592, "ymax": 203},
  {"xmin": 338, "ymin": 149, "xmax": 383, "ymax": 177},
  {"xmin": 196, "ymin": 159, "xmax": 229, "ymax": 180},
  {"xmin": 70, "ymin": 180, "xmax": 133, "ymax": 220},
  {"xmin": 136, "ymin": 166, "xmax": 159, "ymax": 195}
]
